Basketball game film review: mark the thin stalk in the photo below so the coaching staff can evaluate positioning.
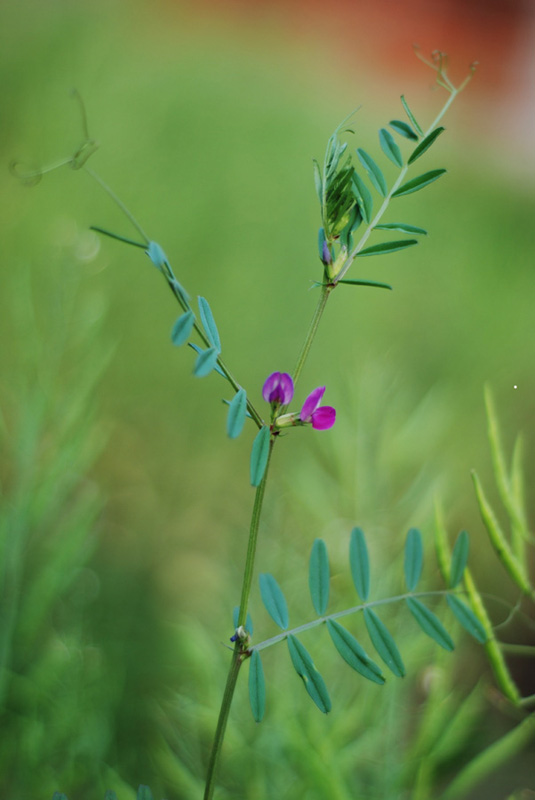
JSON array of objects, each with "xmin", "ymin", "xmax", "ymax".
[
  {"xmin": 203, "ymin": 647, "xmax": 244, "ymax": 800},
  {"xmin": 84, "ymin": 165, "xmax": 150, "ymax": 244},
  {"xmin": 291, "ymin": 283, "xmax": 332, "ymax": 392},
  {"xmin": 203, "ymin": 438, "xmax": 274, "ymax": 800}
]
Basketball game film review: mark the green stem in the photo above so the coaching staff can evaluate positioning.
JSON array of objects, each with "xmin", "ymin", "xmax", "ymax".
[
  {"xmin": 291, "ymin": 283, "xmax": 332, "ymax": 391},
  {"xmin": 203, "ymin": 646, "xmax": 244, "ymax": 800},
  {"xmin": 203, "ymin": 439, "xmax": 274, "ymax": 799}
]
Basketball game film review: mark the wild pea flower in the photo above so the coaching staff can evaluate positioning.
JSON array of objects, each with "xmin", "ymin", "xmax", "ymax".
[
  {"xmin": 264, "ymin": 373, "xmax": 336, "ymax": 431},
  {"xmin": 263, "ymin": 372, "xmax": 294, "ymax": 407},
  {"xmin": 300, "ymin": 386, "xmax": 336, "ymax": 430}
]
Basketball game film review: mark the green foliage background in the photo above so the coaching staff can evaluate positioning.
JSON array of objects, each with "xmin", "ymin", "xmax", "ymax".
[{"xmin": 1, "ymin": 1, "xmax": 533, "ymax": 798}]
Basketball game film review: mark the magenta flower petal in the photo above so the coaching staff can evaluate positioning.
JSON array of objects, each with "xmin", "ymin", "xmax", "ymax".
[
  {"xmin": 300, "ymin": 386, "xmax": 325, "ymax": 422},
  {"xmin": 263, "ymin": 372, "xmax": 294, "ymax": 405},
  {"xmin": 311, "ymin": 406, "xmax": 336, "ymax": 430}
]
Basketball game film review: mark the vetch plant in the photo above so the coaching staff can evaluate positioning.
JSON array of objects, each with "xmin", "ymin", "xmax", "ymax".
[{"xmin": 18, "ymin": 50, "xmax": 535, "ymax": 800}]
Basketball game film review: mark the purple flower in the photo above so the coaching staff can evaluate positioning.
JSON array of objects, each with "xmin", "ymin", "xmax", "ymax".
[
  {"xmin": 300, "ymin": 386, "xmax": 336, "ymax": 430},
  {"xmin": 263, "ymin": 372, "xmax": 294, "ymax": 406}
]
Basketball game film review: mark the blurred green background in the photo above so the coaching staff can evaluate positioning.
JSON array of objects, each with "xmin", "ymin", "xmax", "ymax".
[{"xmin": 1, "ymin": 0, "xmax": 534, "ymax": 798}]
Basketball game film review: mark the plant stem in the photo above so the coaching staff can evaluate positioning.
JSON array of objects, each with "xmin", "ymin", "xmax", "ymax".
[
  {"xmin": 203, "ymin": 646, "xmax": 244, "ymax": 800},
  {"xmin": 291, "ymin": 283, "xmax": 332, "ymax": 392},
  {"xmin": 203, "ymin": 439, "xmax": 274, "ymax": 799}
]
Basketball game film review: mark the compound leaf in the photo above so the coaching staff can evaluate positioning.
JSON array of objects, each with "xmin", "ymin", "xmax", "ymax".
[
  {"xmin": 259, "ymin": 573, "xmax": 289, "ymax": 630},
  {"xmin": 327, "ymin": 619, "xmax": 385, "ymax": 684},
  {"xmin": 349, "ymin": 526, "xmax": 370, "ymax": 601},
  {"xmin": 363, "ymin": 608, "xmax": 405, "ymax": 677},
  {"xmin": 248, "ymin": 650, "xmax": 266, "ymax": 722},
  {"xmin": 309, "ymin": 538, "xmax": 330, "ymax": 615},
  {"xmin": 404, "ymin": 528, "xmax": 423, "ymax": 591},
  {"xmin": 287, "ymin": 635, "xmax": 331, "ymax": 713},
  {"xmin": 406, "ymin": 597, "xmax": 454, "ymax": 651}
]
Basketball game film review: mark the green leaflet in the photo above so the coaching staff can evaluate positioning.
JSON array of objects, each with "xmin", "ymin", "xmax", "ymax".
[
  {"xmin": 408, "ymin": 126, "xmax": 445, "ymax": 164},
  {"xmin": 198, "ymin": 296, "xmax": 221, "ymax": 353},
  {"xmin": 389, "ymin": 119, "xmax": 418, "ymax": 140},
  {"xmin": 352, "ymin": 171, "xmax": 373, "ymax": 223},
  {"xmin": 52, "ymin": 795, "xmax": 68, "ymax": 800},
  {"xmin": 363, "ymin": 608, "xmax": 405, "ymax": 677},
  {"xmin": 404, "ymin": 528, "xmax": 423, "ymax": 591},
  {"xmin": 146, "ymin": 240, "xmax": 168, "ymax": 270},
  {"xmin": 327, "ymin": 619, "xmax": 384, "ymax": 684},
  {"xmin": 171, "ymin": 310, "xmax": 195, "ymax": 347},
  {"xmin": 337, "ymin": 279, "xmax": 392, "ymax": 291},
  {"xmin": 248, "ymin": 650, "xmax": 266, "ymax": 722},
  {"xmin": 449, "ymin": 530, "xmax": 469, "ymax": 588},
  {"xmin": 379, "ymin": 128, "xmax": 403, "ymax": 168},
  {"xmin": 406, "ymin": 597, "xmax": 454, "ymax": 651},
  {"xmin": 357, "ymin": 239, "xmax": 418, "ymax": 257},
  {"xmin": 193, "ymin": 346, "xmax": 219, "ymax": 377},
  {"xmin": 309, "ymin": 538, "xmax": 330, "ymax": 615},
  {"xmin": 232, "ymin": 606, "xmax": 253, "ymax": 635},
  {"xmin": 392, "ymin": 169, "xmax": 446, "ymax": 198},
  {"xmin": 373, "ymin": 222, "xmax": 427, "ymax": 236},
  {"xmin": 137, "ymin": 788, "xmax": 154, "ymax": 800},
  {"xmin": 356, "ymin": 148, "xmax": 387, "ymax": 196},
  {"xmin": 349, "ymin": 526, "xmax": 370, "ymax": 601},
  {"xmin": 188, "ymin": 343, "xmax": 225, "ymax": 378},
  {"xmin": 446, "ymin": 595, "xmax": 487, "ymax": 643},
  {"xmin": 250, "ymin": 425, "xmax": 270, "ymax": 487},
  {"xmin": 287, "ymin": 635, "xmax": 331, "ymax": 714},
  {"xmin": 226, "ymin": 388, "xmax": 247, "ymax": 439},
  {"xmin": 259, "ymin": 573, "xmax": 289, "ymax": 630},
  {"xmin": 105, "ymin": 792, "xmax": 118, "ymax": 800},
  {"xmin": 313, "ymin": 158, "xmax": 323, "ymax": 203},
  {"xmin": 400, "ymin": 95, "xmax": 424, "ymax": 137}
]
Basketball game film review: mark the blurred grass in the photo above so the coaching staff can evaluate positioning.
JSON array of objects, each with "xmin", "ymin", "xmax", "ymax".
[{"xmin": 1, "ymin": 0, "xmax": 534, "ymax": 797}]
